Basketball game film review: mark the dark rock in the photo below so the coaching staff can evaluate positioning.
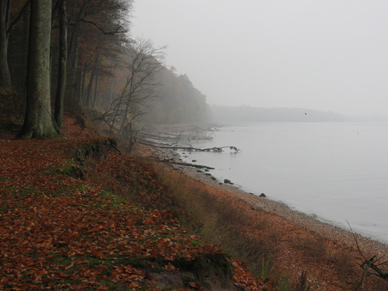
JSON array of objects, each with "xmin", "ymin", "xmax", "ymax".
[
  {"xmin": 224, "ymin": 179, "xmax": 232, "ymax": 184},
  {"xmin": 192, "ymin": 160, "xmax": 197, "ymax": 163},
  {"xmin": 259, "ymin": 193, "xmax": 266, "ymax": 198}
]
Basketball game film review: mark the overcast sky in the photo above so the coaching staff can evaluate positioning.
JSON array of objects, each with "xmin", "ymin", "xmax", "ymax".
[{"xmin": 131, "ymin": 0, "xmax": 388, "ymax": 116}]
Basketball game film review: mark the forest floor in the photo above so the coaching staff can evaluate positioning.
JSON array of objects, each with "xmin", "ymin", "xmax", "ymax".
[
  {"xmin": 0, "ymin": 116, "xmax": 263, "ymax": 290},
  {"xmin": 1, "ymin": 114, "xmax": 388, "ymax": 290}
]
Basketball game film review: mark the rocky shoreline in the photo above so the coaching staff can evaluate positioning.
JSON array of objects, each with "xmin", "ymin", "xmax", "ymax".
[
  {"xmin": 155, "ymin": 145, "xmax": 388, "ymax": 257},
  {"xmin": 141, "ymin": 126, "xmax": 388, "ymax": 289}
]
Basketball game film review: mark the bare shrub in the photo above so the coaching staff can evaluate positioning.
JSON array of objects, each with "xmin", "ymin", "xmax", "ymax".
[{"xmin": 293, "ymin": 271, "xmax": 312, "ymax": 291}]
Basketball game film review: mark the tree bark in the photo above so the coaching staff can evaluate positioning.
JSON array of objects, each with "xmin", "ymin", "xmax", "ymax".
[
  {"xmin": 0, "ymin": 0, "xmax": 11, "ymax": 88},
  {"xmin": 17, "ymin": 0, "xmax": 59, "ymax": 139},
  {"xmin": 66, "ymin": 0, "xmax": 84, "ymax": 107},
  {"xmin": 92, "ymin": 68, "xmax": 98, "ymax": 108},
  {"xmin": 54, "ymin": 0, "xmax": 68, "ymax": 131},
  {"xmin": 80, "ymin": 62, "xmax": 87, "ymax": 103},
  {"xmin": 66, "ymin": 21, "xmax": 79, "ymax": 107},
  {"xmin": 109, "ymin": 62, "xmax": 116, "ymax": 105},
  {"xmin": 84, "ymin": 55, "xmax": 98, "ymax": 107}
]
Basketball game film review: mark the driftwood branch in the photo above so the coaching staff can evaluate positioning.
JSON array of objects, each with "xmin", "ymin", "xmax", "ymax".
[
  {"xmin": 347, "ymin": 221, "xmax": 388, "ymax": 290},
  {"xmin": 170, "ymin": 161, "xmax": 215, "ymax": 170},
  {"xmin": 152, "ymin": 157, "xmax": 215, "ymax": 170},
  {"xmin": 139, "ymin": 140, "xmax": 240, "ymax": 153}
]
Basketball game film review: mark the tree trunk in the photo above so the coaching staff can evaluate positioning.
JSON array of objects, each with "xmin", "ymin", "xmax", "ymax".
[
  {"xmin": 54, "ymin": 0, "xmax": 68, "ymax": 131},
  {"xmin": 92, "ymin": 67, "xmax": 98, "ymax": 108},
  {"xmin": 0, "ymin": 0, "xmax": 11, "ymax": 88},
  {"xmin": 66, "ymin": 1, "xmax": 84, "ymax": 107},
  {"xmin": 66, "ymin": 23, "xmax": 79, "ymax": 107},
  {"xmin": 80, "ymin": 62, "xmax": 87, "ymax": 103},
  {"xmin": 17, "ymin": 0, "xmax": 59, "ymax": 139},
  {"xmin": 84, "ymin": 55, "xmax": 98, "ymax": 107},
  {"xmin": 109, "ymin": 62, "xmax": 116, "ymax": 105},
  {"xmin": 84, "ymin": 66, "xmax": 95, "ymax": 107}
]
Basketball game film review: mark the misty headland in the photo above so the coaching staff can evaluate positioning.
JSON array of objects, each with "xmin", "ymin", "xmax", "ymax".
[{"xmin": 210, "ymin": 105, "xmax": 388, "ymax": 124}]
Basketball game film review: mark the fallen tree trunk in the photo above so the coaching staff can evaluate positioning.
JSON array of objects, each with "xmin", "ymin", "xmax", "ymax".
[
  {"xmin": 152, "ymin": 157, "xmax": 215, "ymax": 170},
  {"xmin": 170, "ymin": 161, "xmax": 215, "ymax": 170}
]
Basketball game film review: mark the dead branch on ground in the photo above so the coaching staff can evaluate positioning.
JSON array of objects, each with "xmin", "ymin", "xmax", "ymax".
[{"xmin": 347, "ymin": 221, "xmax": 388, "ymax": 290}]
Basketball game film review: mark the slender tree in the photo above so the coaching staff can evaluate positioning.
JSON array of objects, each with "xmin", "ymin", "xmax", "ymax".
[
  {"xmin": 0, "ymin": 0, "xmax": 12, "ymax": 88},
  {"xmin": 65, "ymin": 0, "xmax": 131, "ymax": 107},
  {"xmin": 17, "ymin": 0, "xmax": 59, "ymax": 139},
  {"xmin": 54, "ymin": 0, "xmax": 68, "ymax": 131},
  {"xmin": 99, "ymin": 39, "xmax": 163, "ymax": 152},
  {"xmin": 0, "ymin": 0, "xmax": 30, "ymax": 88}
]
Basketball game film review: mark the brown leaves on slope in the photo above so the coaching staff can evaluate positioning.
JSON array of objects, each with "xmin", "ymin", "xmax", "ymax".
[{"xmin": 0, "ymin": 139, "xmax": 226, "ymax": 290}]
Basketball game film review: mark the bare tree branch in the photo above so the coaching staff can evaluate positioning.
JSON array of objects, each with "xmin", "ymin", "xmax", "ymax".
[
  {"xmin": 79, "ymin": 19, "xmax": 126, "ymax": 35},
  {"xmin": 7, "ymin": 0, "xmax": 31, "ymax": 36}
]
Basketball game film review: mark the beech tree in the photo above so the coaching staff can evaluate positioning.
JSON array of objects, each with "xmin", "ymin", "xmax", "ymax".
[
  {"xmin": 52, "ymin": 0, "xmax": 130, "ymax": 130},
  {"xmin": 0, "ymin": 0, "xmax": 30, "ymax": 88},
  {"xmin": 17, "ymin": 0, "xmax": 59, "ymax": 139},
  {"xmin": 64, "ymin": 0, "xmax": 131, "ymax": 106},
  {"xmin": 54, "ymin": 0, "xmax": 68, "ymax": 131},
  {"xmin": 0, "ymin": 0, "xmax": 11, "ymax": 88}
]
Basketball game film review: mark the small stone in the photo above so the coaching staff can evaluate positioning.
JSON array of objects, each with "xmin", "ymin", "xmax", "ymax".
[
  {"xmin": 252, "ymin": 204, "xmax": 262, "ymax": 210},
  {"xmin": 224, "ymin": 179, "xmax": 232, "ymax": 184},
  {"xmin": 259, "ymin": 193, "xmax": 266, "ymax": 198}
]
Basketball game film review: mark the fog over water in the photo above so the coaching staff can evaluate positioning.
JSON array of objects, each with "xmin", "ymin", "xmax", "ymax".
[
  {"xmin": 131, "ymin": 2, "xmax": 388, "ymax": 243},
  {"xmin": 132, "ymin": 0, "xmax": 388, "ymax": 117},
  {"xmin": 179, "ymin": 122, "xmax": 388, "ymax": 243}
]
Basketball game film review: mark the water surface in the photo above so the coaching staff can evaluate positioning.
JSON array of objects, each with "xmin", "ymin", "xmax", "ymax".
[{"xmin": 179, "ymin": 122, "xmax": 388, "ymax": 243}]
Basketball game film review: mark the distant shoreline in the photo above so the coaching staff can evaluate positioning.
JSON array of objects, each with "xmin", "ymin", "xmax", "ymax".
[{"xmin": 210, "ymin": 105, "xmax": 388, "ymax": 124}]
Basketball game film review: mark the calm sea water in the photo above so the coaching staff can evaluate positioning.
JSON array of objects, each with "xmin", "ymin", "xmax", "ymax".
[{"xmin": 179, "ymin": 122, "xmax": 388, "ymax": 243}]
